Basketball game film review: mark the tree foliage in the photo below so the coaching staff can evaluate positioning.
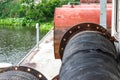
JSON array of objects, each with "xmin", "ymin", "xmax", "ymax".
[
  {"xmin": 0, "ymin": 0, "xmax": 80, "ymax": 22},
  {"xmin": 19, "ymin": 0, "xmax": 63, "ymax": 22},
  {"xmin": 0, "ymin": 0, "xmax": 21, "ymax": 18}
]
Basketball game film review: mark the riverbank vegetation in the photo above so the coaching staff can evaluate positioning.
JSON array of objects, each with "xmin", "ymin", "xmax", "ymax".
[
  {"xmin": 0, "ymin": 18, "xmax": 53, "ymax": 33},
  {"xmin": 0, "ymin": 0, "xmax": 79, "ymax": 30}
]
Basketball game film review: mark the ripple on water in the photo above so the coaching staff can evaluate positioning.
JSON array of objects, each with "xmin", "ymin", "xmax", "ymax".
[{"xmin": 0, "ymin": 27, "xmax": 37, "ymax": 65}]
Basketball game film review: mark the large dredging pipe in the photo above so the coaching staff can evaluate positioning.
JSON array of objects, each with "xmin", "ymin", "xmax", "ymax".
[{"xmin": 59, "ymin": 23, "xmax": 120, "ymax": 80}]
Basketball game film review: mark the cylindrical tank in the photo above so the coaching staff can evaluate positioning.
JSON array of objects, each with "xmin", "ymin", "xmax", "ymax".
[
  {"xmin": 54, "ymin": 3, "xmax": 112, "ymax": 58},
  {"xmin": 59, "ymin": 23, "xmax": 120, "ymax": 80}
]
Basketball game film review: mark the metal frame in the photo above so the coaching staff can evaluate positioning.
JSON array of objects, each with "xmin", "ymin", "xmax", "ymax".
[
  {"xmin": 112, "ymin": 0, "xmax": 118, "ymax": 38},
  {"xmin": 111, "ymin": 0, "xmax": 120, "ymax": 53}
]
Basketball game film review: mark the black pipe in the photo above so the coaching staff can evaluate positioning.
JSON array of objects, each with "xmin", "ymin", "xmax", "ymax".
[
  {"xmin": 59, "ymin": 31, "xmax": 120, "ymax": 80},
  {"xmin": 0, "ymin": 66, "xmax": 47, "ymax": 80}
]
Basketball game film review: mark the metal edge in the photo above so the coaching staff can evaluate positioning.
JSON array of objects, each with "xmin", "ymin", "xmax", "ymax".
[{"xmin": 17, "ymin": 29, "xmax": 53, "ymax": 66}]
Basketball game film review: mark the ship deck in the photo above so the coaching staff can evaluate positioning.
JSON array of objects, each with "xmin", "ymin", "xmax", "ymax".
[{"xmin": 18, "ymin": 30, "xmax": 61, "ymax": 80}]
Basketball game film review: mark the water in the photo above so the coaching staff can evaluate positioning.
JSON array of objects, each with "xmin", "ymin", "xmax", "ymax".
[{"xmin": 0, "ymin": 26, "xmax": 43, "ymax": 65}]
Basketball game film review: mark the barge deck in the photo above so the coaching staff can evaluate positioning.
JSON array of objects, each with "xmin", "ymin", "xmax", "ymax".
[{"xmin": 18, "ymin": 30, "xmax": 61, "ymax": 80}]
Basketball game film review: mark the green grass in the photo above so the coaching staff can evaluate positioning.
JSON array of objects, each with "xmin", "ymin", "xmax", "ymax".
[
  {"xmin": 40, "ymin": 21, "xmax": 53, "ymax": 33},
  {"xmin": 0, "ymin": 18, "xmax": 25, "ymax": 26},
  {"xmin": 0, "ymin": 18, "xmax": 53, "ymax": 33}
]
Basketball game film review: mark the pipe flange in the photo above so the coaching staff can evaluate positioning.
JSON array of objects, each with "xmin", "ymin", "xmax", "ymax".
[
  {"xmin": 59, "ymin": 23, "xmax": 116, "ymax": 59},
  {"xmin": 52, "ymin": 75, "xmax": 59, "ymax": 80},
  {"xmin": 0, "ymin": 66, "xmax": 47, "ymax": 80}
]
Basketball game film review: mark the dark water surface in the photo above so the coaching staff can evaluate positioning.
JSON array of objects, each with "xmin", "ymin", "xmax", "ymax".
[{"xmin": 0, "ymin": 26, "xmax": 40, "ymax": 65}]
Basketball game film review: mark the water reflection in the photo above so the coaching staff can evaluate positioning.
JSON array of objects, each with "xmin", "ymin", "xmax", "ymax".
[{"xmin": 0, "ymin": 26, "xmax": 37, "ymax": 65}]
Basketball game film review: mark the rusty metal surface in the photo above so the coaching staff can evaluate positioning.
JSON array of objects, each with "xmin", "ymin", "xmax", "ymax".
[
  {"xmin": 59, "ymin": 23, "xmax": 115, "ymax": 59},
  {"xmin": 54, "ymin": 4, "xmax": 112, "ymax": 28},
  {"xmin": 62, "ymin": 4, "xmax": 112, "ymax": 8},
  {"xmin": 80, "ymin": 0, "xmax": 112, "ymax": 3},
  {"xmin": 54, "ymin": 4, "xmax": 112, "ymax": 58},
  {"xmin": 52, "ymin": 75, "xmax": 59, "ymax": 80}
]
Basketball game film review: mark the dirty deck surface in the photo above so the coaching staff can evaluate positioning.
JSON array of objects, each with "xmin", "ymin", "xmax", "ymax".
[{"xmin": 18, "ymin": 30, "xmax": 61, "ymax": 80}]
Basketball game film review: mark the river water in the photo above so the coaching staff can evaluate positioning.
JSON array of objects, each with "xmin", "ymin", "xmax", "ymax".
[{"xmin": 0, "ymin": 26, "xmax": 43, "ymax": 65}]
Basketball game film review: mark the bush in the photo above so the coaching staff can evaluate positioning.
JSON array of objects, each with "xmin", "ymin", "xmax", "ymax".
[
  {"xmin": 0, "ymin": 0, "xmax": 21, "ymax": 18},
  {"xmin": 24, "ymin": 0, "xmax": 62, "ymax": 22},
  {"xmin": 0, "ymin": 0, "xmax": 79, "ymax": 27}
]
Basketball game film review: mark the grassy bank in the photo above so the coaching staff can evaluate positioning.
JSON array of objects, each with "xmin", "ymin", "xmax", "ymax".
[
  {"xmin": 0, "ymin": 18, "xmax": 53, "ymax": 33},
  {"xmin": 0, "ymin": 18, "xmax": 26, "ymax": 26},
  {"xmin": 40, "ymin": 21, "xmax": 53, "ymax": 33}
]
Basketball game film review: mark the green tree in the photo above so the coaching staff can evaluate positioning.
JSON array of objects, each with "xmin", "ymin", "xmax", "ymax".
[
  {"xmin": 19, "ymin": 0, "xmax": 34, "ymax": 4},
  {"xmin": 0, "ymin": 0, "xmax": 21, "ymax": 18},
  {"xmin": 0, "ymin": 0, "xmax": 80, "ymax": 24},
  {"xmin": 23, "ymin": 0, "xmax": 62, "ymax": 22}
]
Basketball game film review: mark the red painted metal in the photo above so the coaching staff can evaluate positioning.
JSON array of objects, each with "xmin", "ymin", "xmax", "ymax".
[
  {"xmin": 55, "ymin": 4, "xmax": 112, "ymax": 29},
  {"xmin": 54, "ymin": 3, "xmax": 112, "ymax": 58}
]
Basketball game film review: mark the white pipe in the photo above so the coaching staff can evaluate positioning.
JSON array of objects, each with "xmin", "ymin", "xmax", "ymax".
[
  {"xmin": 36, "ymin": 23, "xmax": 40, "ymax": 48},
  {"xmin": 112, "ymin": 0, "xmax": 116, "ymax": 36},
  {"xmin": 117, "ymin": 0, "xmax": 120, "ymax": 53},
  {"xmin": 100, "ymin": 0, "xmax": 107, "ymax": 28},
  {"xmin": 118, "ymin": 0, "xmax": 120, "ymax": 34}
]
